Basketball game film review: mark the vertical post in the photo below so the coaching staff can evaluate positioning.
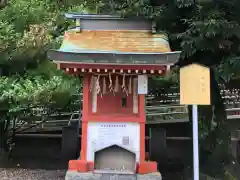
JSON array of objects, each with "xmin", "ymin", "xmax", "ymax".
[
  {"xmin": 0, "ymin": 119, "xmax": 4, "ymax": 156},
  {"xmin": 76, "ymin": 19, "xmax": 80, "ymax": 32},
  {"xmin": 192, "ymin": 105, "xmax": 199, "ymax": 180},
  {"xmin": 81, "ymin": 75, "xmax": 89, "ymax": 161}
]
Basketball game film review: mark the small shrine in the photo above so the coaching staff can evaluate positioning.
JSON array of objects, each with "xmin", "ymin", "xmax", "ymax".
[{"xmin": 48, "ymin": 13, "xmax": 181, "ymax": 180}]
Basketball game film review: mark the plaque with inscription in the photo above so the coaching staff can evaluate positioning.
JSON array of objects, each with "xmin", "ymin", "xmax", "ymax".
[
  {"xmin": 100, "ymin": 173, "xmax": 137, "ymax": 180},
  {"xmin": 97, "ymin": 124, "xmax": 128, "ymax": 147},
  {"xmin": 180, "ymin": 63, "xmax": 210, "ymax": 105}
]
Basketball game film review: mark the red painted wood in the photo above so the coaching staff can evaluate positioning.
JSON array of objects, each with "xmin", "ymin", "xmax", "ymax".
[
  {"xmin": 81, "ymin": 74, "xmax": 146, "ymax": 163},
  {"xmin": 80, "ymin": 75, "xmax": 90, "ymax": 161},
  {"xmin": 59, "ymin": 63, "xmax": 167, "ymax": 71}
]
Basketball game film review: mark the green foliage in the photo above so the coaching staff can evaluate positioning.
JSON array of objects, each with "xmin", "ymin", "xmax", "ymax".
[
  {"xmin": 0, "ymin": 74, "xmax": 79, "ymax": 112},
  {"xmin": 0, "ymin": 0, "xmax": 239, "ymax": 178},
  {"xmin": 0, "ymin": 0, "xmax": 54, "ymax": 64},
  {"xmin": 0, "ymin": 0, "xmax": 83, "ymax": 155},
  {"xmin": 0, "ymin": 0, "xmax": 82, "ymax": 109}
]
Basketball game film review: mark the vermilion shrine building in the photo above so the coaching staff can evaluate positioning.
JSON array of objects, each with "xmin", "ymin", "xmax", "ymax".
[{"xmin": 48, "ymin": 13, "xmax": 180, "ymax": 179}]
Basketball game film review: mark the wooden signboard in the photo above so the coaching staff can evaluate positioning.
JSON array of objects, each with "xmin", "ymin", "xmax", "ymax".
[
  {"xmin": 180, "ymin": 64, "xmax": 210, "ymax": 105},
  {"xmin": 138, "ymin": 75, "xmax": 148, "ymax": 94}
]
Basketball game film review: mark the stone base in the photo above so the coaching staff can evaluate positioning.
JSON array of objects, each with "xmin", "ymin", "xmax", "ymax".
[
  {"xmin": 65, "ymin": 171, "xmax": 162, "ymax": 180},
  {"xmin": 69, "ymin": 160, "xmax": 158, "ymax": 174}
]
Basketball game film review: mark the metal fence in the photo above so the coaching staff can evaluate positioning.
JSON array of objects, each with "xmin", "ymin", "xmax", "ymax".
[{"xmin": 13, "ymin": 87, "xmax": 240, "ymax": 132}]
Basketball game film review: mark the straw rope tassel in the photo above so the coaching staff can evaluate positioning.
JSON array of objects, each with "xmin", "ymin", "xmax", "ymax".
[
  {"xmin": 114, "ymin": 75, "xmax": 119, "ymax": 92},
  {"xmin": 122, "ymin": 74, "xmax": 128, "ymax": 96},
  {"xmin": 108, "ymin": 73, "xmax": 114, "ymax": 95},
  {"xmin": 92, "ymin": 76, "xmax": 98, "ymax": 113},
  {"xmin": 96, "ymin": 75, "xmax": 102, "ymax": 97},
  {"xmin": 89, "ymin": 76, "xmax": 94, "ymax": 92},
  {"xmin": 128, "ymin": 76, "xmax": 132, "ymax": 94},
  {"xmin": 103, "ymin": 76, "xmax": 107, "ymax": 95},
  {"xmin": 133, "ymin": 78, "xmax": 138, "ymax": 113}
]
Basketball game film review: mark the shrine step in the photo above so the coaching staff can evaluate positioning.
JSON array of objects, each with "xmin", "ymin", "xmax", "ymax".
[{"xmin": 65, "ymin": 171, "xmax": 162, "ymax": 180}]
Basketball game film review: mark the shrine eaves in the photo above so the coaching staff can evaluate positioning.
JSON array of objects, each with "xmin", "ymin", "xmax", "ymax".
[{"xmin": 47, "ymin": 13, "xmax": 181, "ymax": 75}]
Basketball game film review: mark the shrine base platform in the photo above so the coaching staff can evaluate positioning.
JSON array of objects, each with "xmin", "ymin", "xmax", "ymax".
[{"xmin": 65, "ymin": 171, "xmax": 162, "ymax": 180}]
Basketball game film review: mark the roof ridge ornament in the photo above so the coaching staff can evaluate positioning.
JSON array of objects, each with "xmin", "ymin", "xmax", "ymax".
[
  {"xmin": 65, "ymin": 13, "xmax": 122, "ymax": 20},
  {"xmin": 151, "ymin": 21, "xmax": 157, "ymax": 34},
  {"xmin": 65, "ymin": 12, "xmax": 153, "ymax": 32}
]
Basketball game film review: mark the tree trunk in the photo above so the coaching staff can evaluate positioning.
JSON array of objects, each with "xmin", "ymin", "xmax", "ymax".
[
  {"xmin": 200, "ymin": 69, "xmax": 232, "ymax": 177},
  {"xmin": 0, "ymin": 119, "xmax": 5, "ymax": 154},
  {"xmin": 0, "ymin": 115, "xmax": 10, "ymax": 160},
  {"xmin": 0, "ymin": 118, "xmax": 6, "ymax": 160}
]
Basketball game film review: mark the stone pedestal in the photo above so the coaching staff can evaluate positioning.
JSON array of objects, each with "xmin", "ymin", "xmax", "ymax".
[{"xmin": 65, "ymin": 171, "xmax": 162, "ymax": 180}]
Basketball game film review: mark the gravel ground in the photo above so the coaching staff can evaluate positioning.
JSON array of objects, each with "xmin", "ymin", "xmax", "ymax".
[{"xmin": 0, "ymin": 169, "xmax": 66, "ymax": 180}]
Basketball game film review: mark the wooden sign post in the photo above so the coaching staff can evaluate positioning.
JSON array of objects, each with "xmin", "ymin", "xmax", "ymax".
[{"xmin": 180, "ymin": 64, "xmax": 211, "ymax": 180}]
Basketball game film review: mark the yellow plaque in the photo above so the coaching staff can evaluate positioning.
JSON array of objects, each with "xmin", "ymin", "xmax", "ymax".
[{"xmin": 180, "ymin": 64, "xmax": 210, "ymax": 105}]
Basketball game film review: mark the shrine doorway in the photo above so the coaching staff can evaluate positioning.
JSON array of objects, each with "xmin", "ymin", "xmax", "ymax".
[{"xmin": 94, "ymin": 145, "xmax": 136, "ymax": 173}]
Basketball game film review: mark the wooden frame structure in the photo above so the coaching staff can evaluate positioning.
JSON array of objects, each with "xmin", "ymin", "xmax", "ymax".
[{"xmin": 47, "ymin": 13, "xmax": 181, "ymax": 174}]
